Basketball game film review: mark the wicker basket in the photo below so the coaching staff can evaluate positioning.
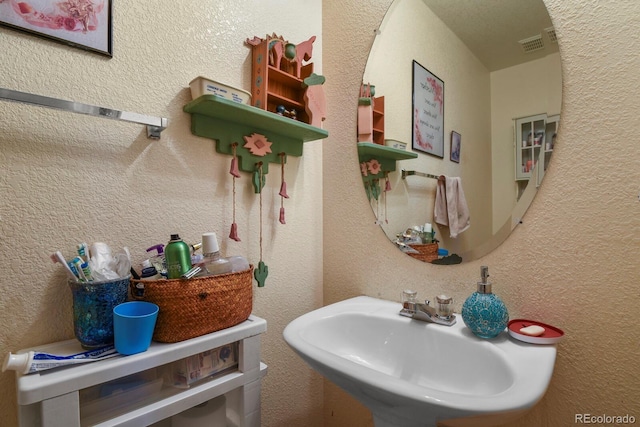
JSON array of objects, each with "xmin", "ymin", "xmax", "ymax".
[
  {"xmin": 407, "ymin": 243, "xmax": 439, "ymax": 263},
  {"xmin": 130, "ymin": 266, "xmax": 253, "ymax": 343}
]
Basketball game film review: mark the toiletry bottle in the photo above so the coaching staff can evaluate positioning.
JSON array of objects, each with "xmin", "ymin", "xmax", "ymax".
[
  {"xmin": 140, "ymin": 259, "xmax": 162, "ymax": 281},
  {"xmin": 461, "ymin": 266, "xmax": 509, "ymax": 339},
  {"xmin": 197, "ymin": 232, "xmax": 232, "ymax": 277},
  {"xmin": 146, "ymin": 244, "xmax": 167, "ymax": 278},
  {"xmin": 190, "ymin": 242, "xmax": 203, "ymax": 265},
  {"xmin": 164, "ymin": 234, "xmax": 192, "ymax": 279}
]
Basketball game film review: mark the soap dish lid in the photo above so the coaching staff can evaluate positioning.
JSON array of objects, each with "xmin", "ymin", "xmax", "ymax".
[{"xmin": 508, "ymin": 319, "xmax": 564, "ymax": 344}]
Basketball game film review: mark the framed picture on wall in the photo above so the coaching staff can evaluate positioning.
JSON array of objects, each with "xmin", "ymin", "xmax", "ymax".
[
  {"xmin": 0, "ymin": 0, "xmax": 113, "ymax": 57},
  {"xmin": 450, "ymin": 131, "xmax": 461, "ymax": 163},
  {"xmin": 412, "ymin": 60, "xmax": 444, "ymax": 158}
]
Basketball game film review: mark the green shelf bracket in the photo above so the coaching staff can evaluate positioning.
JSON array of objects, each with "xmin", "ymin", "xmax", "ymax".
[
  {"xmin": 184, "ymin": 95, "xmax": 328, "ymax": 176},
  {"xmin": 357, "ymin": 142, "xmax": 417, "ymax": 198}
]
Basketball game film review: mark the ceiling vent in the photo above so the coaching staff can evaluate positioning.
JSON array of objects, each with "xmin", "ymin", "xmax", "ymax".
[
  {"xmin": 545, "ymin": 27, "xmax": 558, "ymax": 43},
  {"xmin": 518, "ymin": 34, "xmax": 544, "ymax": 53}
]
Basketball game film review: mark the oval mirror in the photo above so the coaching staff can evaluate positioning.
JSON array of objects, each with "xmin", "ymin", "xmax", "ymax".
[{"xmin": 358, "ymin": 0, "xmax": 561, "ymax": 264}]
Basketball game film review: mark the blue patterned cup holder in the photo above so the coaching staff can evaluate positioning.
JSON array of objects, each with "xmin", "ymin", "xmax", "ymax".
[{"xmin": 68, "ymin": 276, "xmax": 130, "ymax": 349}]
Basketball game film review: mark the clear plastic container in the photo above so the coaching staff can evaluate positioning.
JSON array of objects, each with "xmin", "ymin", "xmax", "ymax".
[
  {"xmin": 227, "ymin": 255, "xmax": 250, "ymax": 272},
  {"xmin": 196, "ymin": 233, "xmax": 232, "ymax": 277}
]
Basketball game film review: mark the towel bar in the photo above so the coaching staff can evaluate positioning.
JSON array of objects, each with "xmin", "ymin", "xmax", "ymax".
[
  {"xmin": 401, "ymin": 169, "xmax": 442, "ymax": 180},
  {"xmin": 0, "ymin": 88, "xmax": 168, "ymax": 139}
]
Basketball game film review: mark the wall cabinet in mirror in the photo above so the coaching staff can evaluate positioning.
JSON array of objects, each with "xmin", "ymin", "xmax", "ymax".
[
  {"xmin": 515, "ymin": 114, "xmax": 545, "ymax": 181},
  {"xmin": 515, "ymin": 113, "xmax": 558, "ymax": 192},
  {"xmin": 539, "ymin": 114, "xmax": 559, "ymax": 184}
]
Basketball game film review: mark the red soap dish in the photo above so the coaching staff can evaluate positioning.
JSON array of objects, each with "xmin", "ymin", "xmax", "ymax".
[{"xmin": 508, "ymin": 319, "xmax": 564, "ymax": 345}]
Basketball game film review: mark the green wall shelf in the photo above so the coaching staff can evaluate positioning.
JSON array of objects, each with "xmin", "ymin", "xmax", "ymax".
[
  {"xmin": 357, "ymin": 142, "xmax": 417, "ymax": 201},
  {"xmin": 184, "ymin": 95, "xmax": 328, "ymax": 175},
  {"xmin": 357, "ymin": 142, "xmax": 417, "ymax": 174}
]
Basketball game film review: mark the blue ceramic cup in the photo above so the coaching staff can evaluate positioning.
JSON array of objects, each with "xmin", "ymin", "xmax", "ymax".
[{"xmin": 113, "ymin": 301, "xmax": 159, "ymax": 355}]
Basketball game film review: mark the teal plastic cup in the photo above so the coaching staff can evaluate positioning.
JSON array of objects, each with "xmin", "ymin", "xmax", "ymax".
[{"xmin": 113, "ymin": 301, "xmax": 159, "ymax": 355}]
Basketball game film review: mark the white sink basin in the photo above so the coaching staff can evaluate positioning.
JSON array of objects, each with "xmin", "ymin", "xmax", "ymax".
[{"xmin": 283, "ymin": 296, "xmax": 557, "ymax": 427}]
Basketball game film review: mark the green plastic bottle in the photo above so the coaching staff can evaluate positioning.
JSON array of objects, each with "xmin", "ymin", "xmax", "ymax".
[{"xmin": 165, "ymin": 234, "xmax": 192, "ymax": 279}]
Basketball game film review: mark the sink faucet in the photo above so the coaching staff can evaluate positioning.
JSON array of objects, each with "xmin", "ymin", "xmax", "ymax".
[{"xmin": 399, "ymin": 292, "xmax": 457, "ymax": 326}]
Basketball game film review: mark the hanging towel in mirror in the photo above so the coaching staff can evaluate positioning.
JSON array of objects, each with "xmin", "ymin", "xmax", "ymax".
[{"xmin": 434, "ymin": 176, "xmax": 470, "ymax": 238}]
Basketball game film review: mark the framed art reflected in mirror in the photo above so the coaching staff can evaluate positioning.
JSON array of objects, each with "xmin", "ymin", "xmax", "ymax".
[
  {"xmin": 412, "ymin": 60, "xmax": 444, "ymax": 158},
  {"xmin": 450, "ymin": 131, "xmax": 460, "ymax": 163}
]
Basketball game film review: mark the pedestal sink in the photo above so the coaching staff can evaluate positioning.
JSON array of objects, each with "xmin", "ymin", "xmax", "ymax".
[{"xmin": 283, "ymin": 296, "xmax": 557, "ymax": 427}]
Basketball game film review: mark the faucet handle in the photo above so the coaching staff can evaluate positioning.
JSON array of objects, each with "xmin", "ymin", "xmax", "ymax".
[
  {"xmin": 424, "ymin": 299, "xmax": 431, "ymax": 306},
  {"xmin": 435, "ymin": 294, "xmax": 453, "ymax": 318},
  {"xmin": 402, "ymin": 289, "xmax": 418, "ymax": 303}
]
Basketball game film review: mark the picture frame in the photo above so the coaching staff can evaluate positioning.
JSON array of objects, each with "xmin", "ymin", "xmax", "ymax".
[
  {"xmin": 412, "ymin": 60, "xmax": 444, "ymax": 158},
  {"xmin": 0, "ymin": 0, "xmax": 113, "ymax": 57},
  {"xmin": 450, "ymin": 130, "xmax": 461, "ymax": 163}
]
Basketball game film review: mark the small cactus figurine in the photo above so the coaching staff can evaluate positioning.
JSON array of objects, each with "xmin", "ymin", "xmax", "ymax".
[{"xmin": 254, "ymin": 261, "xmax": 269, "ymax": 287}]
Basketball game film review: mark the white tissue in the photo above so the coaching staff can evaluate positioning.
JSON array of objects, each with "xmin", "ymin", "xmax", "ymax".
[{"xmin": 88, "ymin": 242, "xmax": 131, "ymax": 281}]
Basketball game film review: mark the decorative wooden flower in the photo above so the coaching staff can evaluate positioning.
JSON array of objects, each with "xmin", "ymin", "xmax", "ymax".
[
  {"xmin": 243, "ymin": 133, "xmax": 273, "ymax": 156},
  {"xmin": 367, "ymin": 159, "xmax": 382, "ymax": 175},
  {"xmin": 360, "ymin": 162, "xmax": 368, "ymax": 176}
]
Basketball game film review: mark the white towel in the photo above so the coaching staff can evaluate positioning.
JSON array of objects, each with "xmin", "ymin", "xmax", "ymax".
[{"xmin": 434, "ymin": 176, "xmax": 470, "ymax": 238}]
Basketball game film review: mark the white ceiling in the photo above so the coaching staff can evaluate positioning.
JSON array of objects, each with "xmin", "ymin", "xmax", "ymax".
[{"xmin": 421, "ymin": 0, "xmax": 558, "ymax": 71}]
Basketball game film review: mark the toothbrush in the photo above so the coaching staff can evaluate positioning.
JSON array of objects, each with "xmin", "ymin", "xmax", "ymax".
[
  {"xmin": 77, "ymin": 242, "xmax": 89, "ymax": 261},
  {"xmin": 51, "ymin": 251, "xmax": 79, "ymax": 281}
]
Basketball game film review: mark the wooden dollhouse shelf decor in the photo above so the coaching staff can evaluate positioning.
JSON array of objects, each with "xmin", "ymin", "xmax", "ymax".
[
  {"xmin": 371, "ymin": 96, "xmax": 385, "ymax": 145},
  {"xmin": 246, "ymin": 34, "xmax": 324, "ymax": 126},
  {"xmin": 184, "ymin": 95, "xmax": 327, "ymax": 175},
  {"xmin": 357, "ymin": 82, "xmax": 384, "ymax": 145}
]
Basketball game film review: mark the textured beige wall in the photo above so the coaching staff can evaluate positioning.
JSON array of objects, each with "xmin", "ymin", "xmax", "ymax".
[
  {"xmin": 0, "ymin": 1, "xmax": 323, "ymax": 426},
  {"xmin": 324, "ymin": 0, "xmax": 640, "ymax": 426}
]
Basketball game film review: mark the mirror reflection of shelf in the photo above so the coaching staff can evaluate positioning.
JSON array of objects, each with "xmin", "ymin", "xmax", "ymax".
[
  {"xmin": 357, "ymin": 141, "xmax": 417, "ymax": 174},
  {"xmin": 357, "ymin": 81, "xmax": 385, "ymax": 145},
  {"xmin": 358, "ymin": 141, "xmax": 417, "ymax": 201},
  {"xmin": 372, "ymin": 96, "xmax": 385, "ymax": 145}
]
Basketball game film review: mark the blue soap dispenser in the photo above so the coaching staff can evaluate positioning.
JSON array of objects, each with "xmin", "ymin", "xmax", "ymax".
[{"xmin": 461, "ymin": 265, "xmax": 509, "ymax": 339}]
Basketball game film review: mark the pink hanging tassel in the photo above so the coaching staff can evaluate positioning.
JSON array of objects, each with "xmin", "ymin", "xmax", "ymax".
[
  {"xmin": 229, "ymin": 222, "xmax": 241, "ymax": 242},
  {"xmin": 230, "ymin": 157, "xmax": 240, "ymax": 178},
  {"xmin": 279, "ymin": 207, "xmax": 286, "ymax": 224},
  {"xmin": 385, "ymin": 179, "xmax": 392, "ymax": 192},
  {"xmin": 279, "ymin": 181, "xmax": 289, "ymax": 198}
]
